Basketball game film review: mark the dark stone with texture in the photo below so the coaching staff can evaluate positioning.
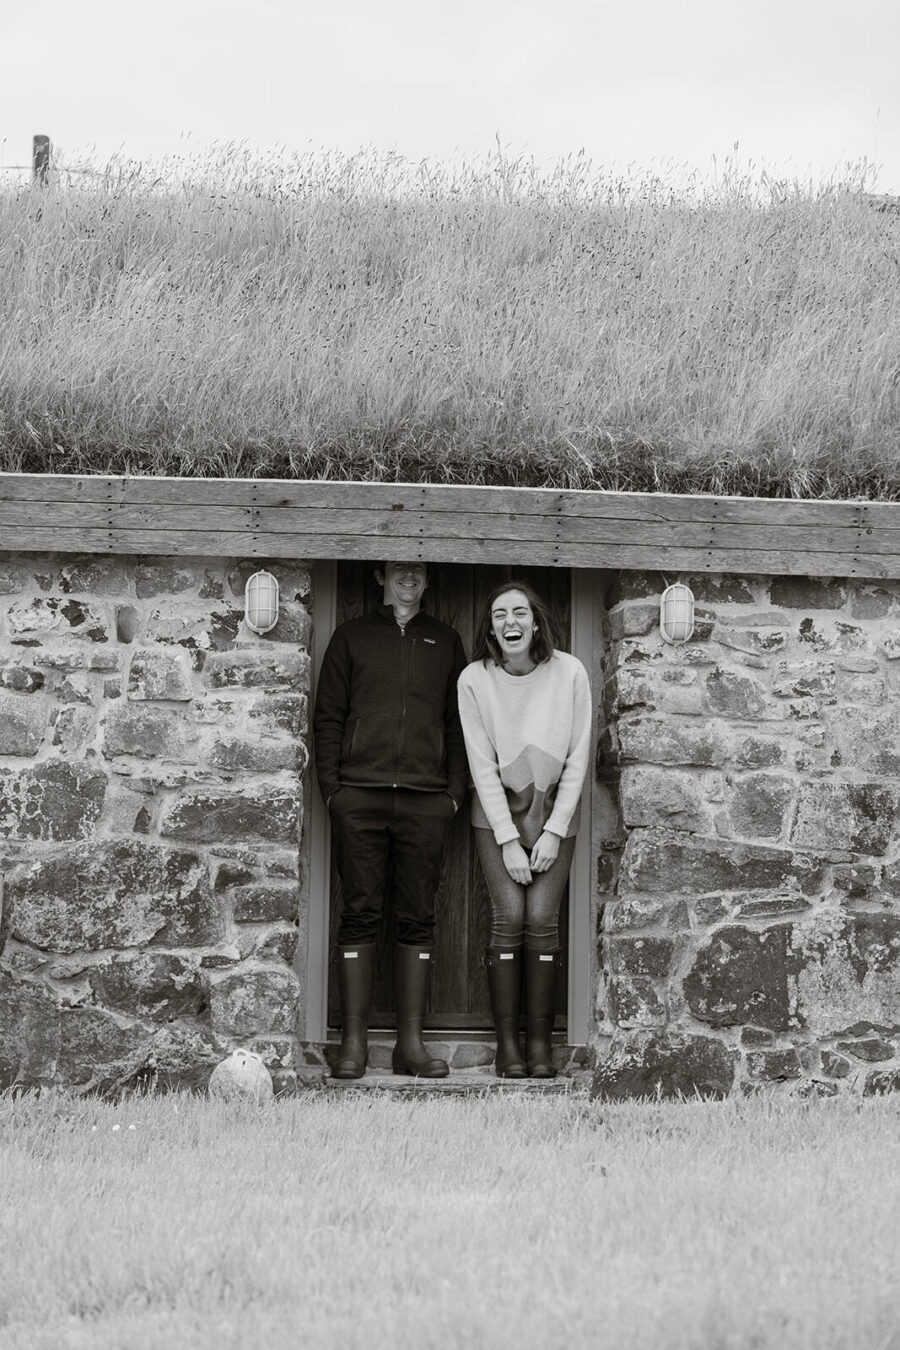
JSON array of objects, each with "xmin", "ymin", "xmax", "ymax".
[
  {"xmin": 208, "ymin": 737, "xmax": 296, "ymax": 772},
  {"xmin": 687, "ymin": 576, "xmax": 755, "ymax": 604},
  {"xmin": 160, "ymin": 787, "xmax": 300, "ymax": 843},
  {"xmin": 103, "ymin": 704, "xmax": 194, "ymax": 759},
  {"xmin": 705, "ymin": 668, "xmax": 767, "ymax": 718},
  {"xmin": 728, "ymin": 774, "xmax": 793, "ymax": 839},
  {"xmin": 591, "ymin": 1032, "xmax": 738, "ymax": 1101},
  {"xmin": 863, "ymin": 1068, "xmax": 900, "ymax": 1096},
  {"xmin": 850, "ymin": 913, "xmax": 900, "ymax": 977},
  {"xmin": 8, "ymin": 841, "xmax": 222, "ymax": 952},
  {"xmin": 0, "ymin": 692, "xmax": 48, "ymax": 755},
  {"xmin": 606, "ymin": 572, "xmax": 664, "ymax": 605},
  {"xmin": 0, "ymin": 971, "xmax": 61, "ymax": 1088},
  {"xmin": 768, "ymin": 579, "xmax": 846, "ymax": 610},
  {"xmin": 607, "ymin": 976, "xmax": 666, "ymax": 1028},
  {"xmin": 204, "ymin": 650, "xmax": 309, "ymax": 690},
  {"xmin": 608, "ymin": 936, "xmax": 674, "ymax": 978},
  {"xmin": 127, "ymin": 651, "xmax": 193, "ymax": 701},
  {"xmin": 791, "ymin": 782, "xmax": 898, "ymax": 857},
  {"xmin": 88, "ymin": 954, "xmax": 205, "ymax": 1021},
  {"xmin": 735, "ymin": 736, "xmax": 787, "ymax": 769},
  {"xmin": 248, "ymin": 694, "xmax": 308, "ymax": 736},
  {"xmin": 58, "ymin": 559, "xmax": 129, "ymax": 596},
  {"xmin": 254, "ymin": 924, "xmax": 300, "ymax": 963},
  {"xmin": 232, "ymin": 884, "xmax": 299, "ymax": 923},
  {"xmin": 745, "ymin": 1047, "xmax": 802, "ymax": 1079},
  {"xmin": 0, "ymin": 667, "xmax": 45, "ymax": 693},
  {"xmin": 835, "ymin": 1037, "xmax": 895, "ymax": 1062},
  {"xmin": 683, "ymin": 925, "xmax": 801, "ymax": 1031},
  {"xmin": 0, "ymin": 761, "xmax": 106, "ymax": 840},
  {"xmin": 135, "ymin": 564, "xmax": 198, "ymax": 598},
  {"xmin": 209, "ymin": 966, "xmax": 301, "ymax": 1037},
  {"xmin": 618, "ymin": 715, "xmax": 728, "ymax": 767},
  {"xmin": 622, "ymin": 834, "xmax": 824, "ymax": 897},
  {"xmin": 116, "ymin": 606, "xmax": 139, "ymax": 643}
]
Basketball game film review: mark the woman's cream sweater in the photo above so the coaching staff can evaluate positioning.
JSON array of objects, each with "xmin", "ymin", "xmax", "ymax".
[{"xmin": 457, "ymin": 650, "xmax": 592, "ymax": 848}]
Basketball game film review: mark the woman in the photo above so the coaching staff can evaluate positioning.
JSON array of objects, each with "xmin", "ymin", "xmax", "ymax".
[{"xmin": 457, "ymin": 582, "xmax": 592, "ymax": 1078}]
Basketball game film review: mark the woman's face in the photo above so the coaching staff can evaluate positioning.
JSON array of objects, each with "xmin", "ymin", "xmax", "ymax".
[{"xmin": 490, "ymin": 588, "xmax": 536, "ymax": 661}]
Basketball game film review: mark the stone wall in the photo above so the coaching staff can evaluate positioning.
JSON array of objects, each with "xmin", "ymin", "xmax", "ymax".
[
  {"xmin": 0, "ymin": 554, "xmax": 313, "ymax": 1093},
  {"xmin": 593, "ymin": 572, "xmax": 900, "ymax": 1100}
]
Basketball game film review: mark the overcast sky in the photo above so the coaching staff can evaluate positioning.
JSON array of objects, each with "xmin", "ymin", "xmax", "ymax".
[{"xmin": 2, "ymin": 0, "xmax": 898, "ymax": 190}]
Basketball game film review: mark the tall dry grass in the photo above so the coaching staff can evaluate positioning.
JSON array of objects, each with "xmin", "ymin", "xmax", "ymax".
[
  {"xmin": 1, "ymin": 1089, "xmax": 898, "ymax": 1350},
  {"xmin": 1, "ymin": 147, "xmax": 898, "ymax": 497}
]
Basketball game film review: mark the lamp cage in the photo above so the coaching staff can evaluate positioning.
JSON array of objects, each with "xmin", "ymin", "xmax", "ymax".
[
  {"xmin": 244, "ymin": 571, "xmax": 280, "ymax": 635},
  {"xmin": 659, "ymin": 582, "xmax": 695, "ymax": 644}
]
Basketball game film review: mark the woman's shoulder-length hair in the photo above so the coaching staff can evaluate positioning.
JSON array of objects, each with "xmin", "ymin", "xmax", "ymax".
[{"xmin": 472, "ymin": 580, "xmax": 557, "ymax": 667}]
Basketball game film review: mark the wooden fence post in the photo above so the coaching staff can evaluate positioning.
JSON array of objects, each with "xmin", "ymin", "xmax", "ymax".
[{"xmin": 32, "ymin": 135, "xmax": 51, "ymax": 185}]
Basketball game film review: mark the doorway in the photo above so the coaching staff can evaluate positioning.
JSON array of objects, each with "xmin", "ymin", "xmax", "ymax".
[{"xmin": 321, "ymin": 561, "xmax": 572, "ymax": 1032}]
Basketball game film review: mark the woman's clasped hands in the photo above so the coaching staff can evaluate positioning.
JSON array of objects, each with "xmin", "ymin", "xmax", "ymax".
[{"xmin": 501, "ymin": 830, "xmax": 560, "ymax": 884}]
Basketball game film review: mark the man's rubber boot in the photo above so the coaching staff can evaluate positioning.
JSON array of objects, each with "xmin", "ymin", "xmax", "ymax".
[
  {"xmin": 391, "ymin": 944, "xmax": 449, "ymax": 1078},
  {"xmin": 524, "ymin": 948, "xmax": 559, "ymax": 1079},
  {"xmin": 332, "ymin": 944, "xmax": 377, "ymax": 1079},
  {"xmin": 485, "ymin": 947, "xmax": 527, "ymax": 1079}
]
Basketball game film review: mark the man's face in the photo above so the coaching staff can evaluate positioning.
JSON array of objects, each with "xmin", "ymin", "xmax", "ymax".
[{"xmin": 378, "ymin": 561, "xmax": 428, "ymax": 612}]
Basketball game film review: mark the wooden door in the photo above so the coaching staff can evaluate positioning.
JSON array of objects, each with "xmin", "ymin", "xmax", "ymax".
[{"xmin": 326, "ymin": 563, "xmax": 571, "ymax": 1031}]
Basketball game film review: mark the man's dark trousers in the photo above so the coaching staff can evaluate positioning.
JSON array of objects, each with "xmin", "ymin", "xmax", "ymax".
[{"xmin": 328, "ymin": 785, "xmax": 456, "ymax": 946}]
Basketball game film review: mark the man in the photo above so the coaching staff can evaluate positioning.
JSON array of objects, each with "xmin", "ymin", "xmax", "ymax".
[{"xmin": 314, "ymin": 560, "xmax": 467, "ymax": 1079}]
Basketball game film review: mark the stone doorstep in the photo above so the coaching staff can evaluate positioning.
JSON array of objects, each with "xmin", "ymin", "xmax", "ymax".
[
  {"xmin": 318, "ymin": 1031, "xmax": 591, "ymax": 1091},
  {"xmin": 322, "ymin": 1072, "xmax": 590, "ymax": 1095}
]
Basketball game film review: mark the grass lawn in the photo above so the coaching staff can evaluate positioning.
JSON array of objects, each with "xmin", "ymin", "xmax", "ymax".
[{"xmin": 1, "ymin": 1088, "xmax": 897, "ymax": 1350}]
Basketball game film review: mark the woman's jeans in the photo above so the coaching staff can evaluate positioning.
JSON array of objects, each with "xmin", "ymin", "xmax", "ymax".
[{"xmin": 475, "ymin": 828, "xmax": 576, "ymax": 952}]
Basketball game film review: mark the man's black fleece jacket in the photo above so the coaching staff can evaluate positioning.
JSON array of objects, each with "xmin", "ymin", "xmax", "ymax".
[{"xmin": 313, "ymin": 604, "xmax": 468, "ymax": 805}]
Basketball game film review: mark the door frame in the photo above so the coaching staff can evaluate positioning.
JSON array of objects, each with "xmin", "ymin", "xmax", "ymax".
[{"xmin": 304, "ymin": 560, "xmax": 599, "ymax": 1045}]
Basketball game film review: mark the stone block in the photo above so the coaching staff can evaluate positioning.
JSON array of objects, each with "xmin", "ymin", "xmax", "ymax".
[
  {"xmin": 620, "ymin": 765, "xmax": 713, "ymax": 832},
  {"xmin": 8, "ymin": 841, "xmax": 222, "ymax": 952},
  {"xmin": 50, "ymin": 707, "xmax": 94, "ymax": 755},
  {"xmin": 734, "ymin": 736, "xmax": 787, "ymax": 769},
  {"xmin": 768, "ymin": 578, "xmax": 846, "ymax": 610},
  {"xmin": 203, "ymin": 650, "xmax": 310, "ymax": 690},
  {"xmin": 7, "ymin": 598, "xmax": 109, "ymax": 643},
  {"xmin": 0, "ymin": 563, "xmax": 30, "ymax": 594},
  {"xmin": 603, "ymin": 897, "xmax": 671, "ymax": 933},
  {"xmin": 704, "ymin": 668, "xmax": 768, "ymax": 719},
  {"xmin": 248, "ymin": 694, "xmax": 308, "ymax": 737},
  {"xmin": 622, "ymin": 833, "xmax": 823, "ymax": 897},
  {"xmin": 58, "ymin": 559, "xmax": 130, "ymax": 596},
  {"xmin": 687, "ymin": 576, "xmax": 756, "ymax": 604},
  {"xmin": 863, "ymin": 1068, "xmax": 900, "ymax": 1096},
  {"xmin": 208, "ymin": 965, "xmax": 301, "ymax": 1037},
  {"xmin": 726, "ymin": 774, "xmax": 793, "ymax": 840},
  {"xmin": 605, "ymin": 572, "xmax": 664, "ymax": 605},
  {"xmin": 617, "ymin": 715, "xmax": 728, "ymax": 767},
  {"xmin": 145, "ymin": 607, "xmax": 241, "ymax": 657},
  {"xmin": 103, "ymin": 704, "xmax": 196, "ymax": 760},
  {"xmin": 0, "ymin": 666, "xmax": 45, "ymax": 693},
  {"xmin": 231, "ymin": 884, "xmax": 300, "ymax": 923},
  {"xmin": 608, "ymin": 936, "xmax": 674, "ymax": 978},
  {"xmin": 745, "ymin": 1047, "xmax": 802, "ymax": 1080},
  {"xmin": 207, "ymin": 736, "xmax": 297, "ymax": 773},
  {"xmin": 849, "ymin": 586, "xmax": 896, "ymax": 620},
  {"xmin": 127, "ymin": 650, "xmax": 194, "ymax": 701},
  {"xmin": 772, "ymin": 662, "xmax": 836, "ymax": 698},
  {"xmin": 0, "ymin": 971, "xmax": 61, "ymax": 1088},
  {"xmin": 160, "ymin": 786, "xmax": 300, "ymax": 844},
  {"xmin": 834, "ymin": 1037, "xmax": 895, "ymax": 1062},
  {"xmin": 790, "ymin": 782, "xmax": 898, "ymax": 857},
  {"xmin": 135, "ymin": 563, "xmax": 199, "ymax": 598},
  {"xmin": 88, "ymin": 953, "xmax": 205, "ymax": 1021},
  {"xmin": 591, "ymin": 1032, "xmax": 737, "ymax": 1101},
  {"xmin": 607, "ymin": 975, "xmax": 666, "ymax": 1028},
  {"xmin": 254, "ymin": 924, "xmax": 300, "ymax": 963},
  {"xmin": 0, "ymin": 692, "xmax": 49, "ymax": 755},
  {"xmin": 608, "ymin": 604, "xmax": 659, "ymax": 642},
  {"xmin": 0, "ymin": 761, "xmax": 106, "ymax": 841},
  {"xmin": 682, "ymin": 925, "xmax": 801, "ymax": 1031},
  {"xmin": 794, "ymin": 912, "xmax": 900, "ymax": 1036}
]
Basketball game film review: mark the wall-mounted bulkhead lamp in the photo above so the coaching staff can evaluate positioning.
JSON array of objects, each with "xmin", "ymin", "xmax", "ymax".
[
  {"xmin": 244, "ymin": 571, "xmax": 280, "ymax": 634},
  {"xmin": 659, "ymin": 582, "xmax": 695, "ymax": 644}
]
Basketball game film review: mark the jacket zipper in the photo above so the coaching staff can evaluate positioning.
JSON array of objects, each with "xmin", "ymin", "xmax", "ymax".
[{"xmin": 394, "ymin": 623, "xmax": 408, "ymax": 787}]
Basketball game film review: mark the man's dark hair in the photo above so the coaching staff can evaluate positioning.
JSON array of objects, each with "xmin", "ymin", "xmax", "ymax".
[{"xmin": 472, "ymin": 580, "xmax": 557, "ymax": 667}]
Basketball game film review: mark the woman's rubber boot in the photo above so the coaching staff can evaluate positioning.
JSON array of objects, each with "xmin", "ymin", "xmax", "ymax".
[
  {"xmin": 484, "ymin": 947, "xmax": 527, "ymax": 1079},
  {"xmin": 524, "ymin": 948, "xmax": 559, "ymax": 1079},
  {"xmin": 391, "ymin": 944, "xmax": 449, "ymax": 1078},
  {"xmin": 332, "ymin": 943, "xmax": 377, "ymax": 1079}
]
